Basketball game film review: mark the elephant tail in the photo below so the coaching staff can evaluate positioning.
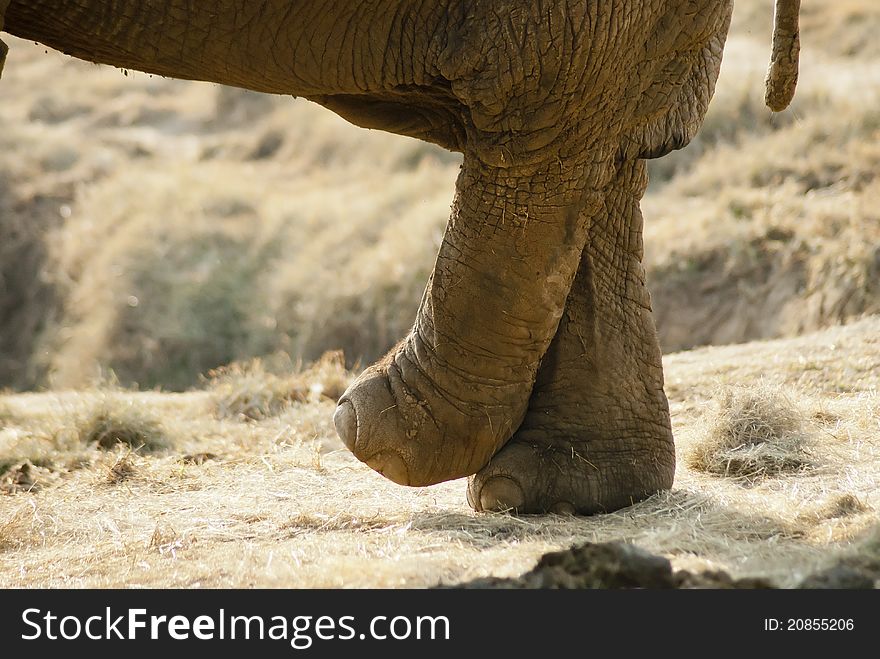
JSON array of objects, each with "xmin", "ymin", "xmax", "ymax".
[{"xmin": 764, "ymin": 0, "xmax": 800, "ymax": 112}]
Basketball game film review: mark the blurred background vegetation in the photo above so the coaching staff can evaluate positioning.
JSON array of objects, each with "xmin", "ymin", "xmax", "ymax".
[{"xmin": 1, "ymin": 0, "xmax": 879, "ymax": 391}]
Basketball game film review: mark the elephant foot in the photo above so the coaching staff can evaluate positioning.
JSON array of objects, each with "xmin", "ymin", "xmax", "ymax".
[
  {"xmin": 467, "ymin": 429, "xmax": 674, "ymax": 515},
  {"xmin": 334, "ymin": 332, "xmax": 525, "ymax": 487},
  {"xmin": 466, "ymin": 321, "xmax": 676, "ymax": 513},
  {"xmin": 470, "ymin": 160, "xmax": 675, "ymax": 514},
  {"xmin": 335, "ymin": 156, "xmax": 600, "ymax": 487}
]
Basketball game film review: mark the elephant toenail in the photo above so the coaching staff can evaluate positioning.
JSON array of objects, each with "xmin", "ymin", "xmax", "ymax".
[
  {"xmin": 333, "ymin": 401, "xmax": 357, "ymax": 451},
  {"xmin": 366, "ymin": 451, "xmax": 410, "ymax": 486},
  {"xmin": 549, "ymin": 501, "xmax": 576, "ymax": 515},
  {"xmin": 479, "ymin": 477, "xmax": 524, "ymax": 512},
  {"xmin": 466, "ymin": 483, "xmax": 478, "ymax": 510}
]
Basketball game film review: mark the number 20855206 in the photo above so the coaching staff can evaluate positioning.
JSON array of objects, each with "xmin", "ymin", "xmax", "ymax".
[{"xmin": 764, "ymin": 619, "xmax": 854, "ymax": 631}]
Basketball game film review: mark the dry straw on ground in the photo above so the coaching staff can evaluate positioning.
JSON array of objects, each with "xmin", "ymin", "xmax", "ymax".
[
  {"xmin": 74, "ymin": 399, "xmax": 168, "ymax": 452},
  {"xmin": 207, "ymin": 351, "xmax": 353, "ymax": 421},
  {"xmin": 687, "ymin": 385, "xmax": 814, "ymax": 480},
  {"xmin": 102, "ymin": 449, "xmax": 139, "ymax": 485},
  {"xmin": 1, "ymin": 319, "xmax": 878, "ymax": 588}
]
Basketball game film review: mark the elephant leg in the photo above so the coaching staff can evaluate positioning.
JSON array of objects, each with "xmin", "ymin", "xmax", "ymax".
[
  {"xmin": 335, "ymin": 155, "xmax": 603, "ymax": 487},
  {"xmin": 469, "ymin": 159, "xmax": 675, "ymax": 514}
]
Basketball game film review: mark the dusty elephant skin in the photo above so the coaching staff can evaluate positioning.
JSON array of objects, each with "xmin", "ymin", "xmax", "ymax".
[
  {"xmin": 0, "ymin": 1, "xmax": 800, "ymax": 513},
  {"xmin": 469, "ymin": 160, "xmax": 677, "ymax": 514}
]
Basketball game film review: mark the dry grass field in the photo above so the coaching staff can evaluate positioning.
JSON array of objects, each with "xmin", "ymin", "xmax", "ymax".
[
  {"xmin": 1, "ymin": 0, "xmax": 879, "ymax": 588},
  {"xmin": 1, "ymin": 320, "xmax": 878, "ymax": 587}
]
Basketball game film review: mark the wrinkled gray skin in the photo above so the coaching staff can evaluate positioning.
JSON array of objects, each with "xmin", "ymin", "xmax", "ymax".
[{"xmin": 1, "ymin": 1, "xmax": 799, "ymax": 514}]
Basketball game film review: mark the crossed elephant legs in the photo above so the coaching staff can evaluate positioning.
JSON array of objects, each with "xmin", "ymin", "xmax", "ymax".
[
  {"xmin": 470, "ymin": 161, "xmax": 674, "ymax": 513},
  {"xmin": 336, "ymin": 158, "xmax": 675, "ymax": 515}
]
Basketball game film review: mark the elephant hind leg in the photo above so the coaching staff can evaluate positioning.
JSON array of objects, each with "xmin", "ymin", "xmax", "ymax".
[{"xmin": 469, "ymin": 160, "xmax": 675, "ymax": 514}]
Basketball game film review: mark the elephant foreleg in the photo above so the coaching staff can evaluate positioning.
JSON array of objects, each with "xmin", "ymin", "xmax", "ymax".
[
  {"xmin": 469, "ymin": 159, "xmax": 675, "ymax": 514},
  {"xmin": 335, "ymin": 154, "xmax": 606, "ymax": 487}
]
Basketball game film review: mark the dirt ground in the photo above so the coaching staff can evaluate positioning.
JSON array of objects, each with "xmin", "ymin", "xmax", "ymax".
[{"xmin": 1, "ymin": 319, "xmax": 878, "ymax": 588}]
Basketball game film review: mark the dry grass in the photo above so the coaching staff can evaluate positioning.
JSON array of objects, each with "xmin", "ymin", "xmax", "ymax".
[
  {"xmin": 0, "ymin": 461, "xmax": 38, "ymax": 495},
  {"xmin": 0, "ymin": 391, "xmax": 171, "ymax": 492},
  {"xmin": 102, "ymin": 448, "xmax": 139, "ymax": 485},
  {"xmin": 643, "ymin": 11, "xmax": 880, "ymax": 351},
  {"xmin": 687, "ymin": 385, "xmax": 814, "ymax": 480},
  {"xmin": 207, "ymin": 351, "xmax": 353, "ymax": 421},
  {"xmin": 801, "ymin": 493, "xmax": 870, "ymax": 525},
  {"xmin": 0, "ymin": 319, "xmax": 878, "ymax": 588},
  {"xmin": 75, "ymin": 399, "xmax": 168, "ymax": 452}
]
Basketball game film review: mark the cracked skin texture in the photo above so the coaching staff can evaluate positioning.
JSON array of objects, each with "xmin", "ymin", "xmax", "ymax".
[{"xmin": 3, "ymin": 1, "xmax": 756, "ymax": 513}]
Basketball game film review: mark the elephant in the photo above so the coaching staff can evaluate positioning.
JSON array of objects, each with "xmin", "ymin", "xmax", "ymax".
[{"xmin": 0, "ymin": 1, "xmax": 800, "ymax": 514}]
